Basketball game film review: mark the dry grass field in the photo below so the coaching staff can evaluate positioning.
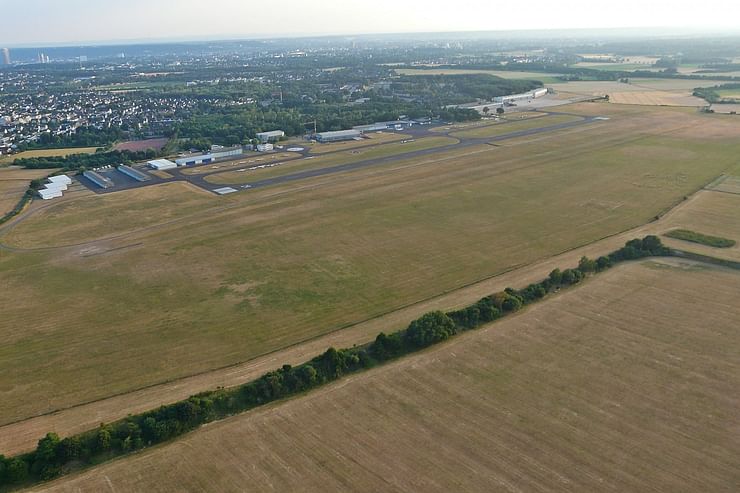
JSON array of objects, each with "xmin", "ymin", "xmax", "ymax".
[
  {"xmin": 178, "ymin": 152, "xmax": 300, "ymax": 175},
  {"xmin": 656, "ymin": 187, "xmax": 740, "ymax": 261},
  {"xmin": 31, "ymin": 259, "xmax": 740, "ymax": 492},
  {"xmin": 551, "ymin": 79, "xmax": 719, "ymax": 107},
  {"xmin": 2, "ymin": 103, "xmax": 740, "ymax": 444},
  {"xmin": 609, "ymin": 90, "xmax": 706, "ymax": 106},
  {"xmin": 0, "ymin": 168, "xmax": 57, "ymax": 216},
  {"xmin": 449, "ymin": 114, "xmax": 582, "ymax": 139},
  {"xmin": 0, "ymin": 147, "xmax": 99, "ymax": 165},
  {"xmin": 203, "ymin": 136, "xmax": 458, "ymax": 185}
]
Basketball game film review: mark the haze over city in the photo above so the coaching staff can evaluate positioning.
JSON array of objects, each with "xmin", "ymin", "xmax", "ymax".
[{"xmin": 2, "ymin": 0, "xmax": 740, "ymax": 46}]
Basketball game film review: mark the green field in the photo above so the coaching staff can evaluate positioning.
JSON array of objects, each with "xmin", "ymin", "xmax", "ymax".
[
  {"xmin": 1, "ymin": 103, "xmax": 739, "ymax": 427},
  {"xmin": 449, "ymin": 114, "xmax": 582, "ymax": 139},
  {"xmin": 665, "ymin": 229, "xmax": 736, "ymax": 248}
]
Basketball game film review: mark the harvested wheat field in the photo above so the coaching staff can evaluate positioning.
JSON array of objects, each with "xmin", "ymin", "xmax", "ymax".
[
  {"xmin": 0, "ymin": 168, "xmax": 56, "ymax": 216},
  {"xmin": 656, "ymin": 187, "xmax": 740, "ymax": 261},
  {"xmin": 609, "ymin": 90, "xmax": 705, "ymax": 107},
  {"xmin": 31, "ymin": 258, "xmax": 740, "ymax": 492}
]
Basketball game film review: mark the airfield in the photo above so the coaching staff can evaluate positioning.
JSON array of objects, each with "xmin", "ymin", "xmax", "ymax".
[{"xmin": 2, "ymin": 96, "xmax": 740, "ymax": 482}]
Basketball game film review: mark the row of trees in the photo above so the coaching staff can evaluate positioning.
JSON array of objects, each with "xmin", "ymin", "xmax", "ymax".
[
  {"xmin": 0, "ymin": 236, "xmax": 669, "ymax": 489},
  {"xmin": 14, "ymin": 149, "xmax": 157, "ymax": 170}
]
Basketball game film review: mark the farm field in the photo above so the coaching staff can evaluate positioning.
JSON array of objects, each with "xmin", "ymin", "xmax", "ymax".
[
  {"xmin": 655, "ymin": 187, "xmax": 740, "ymax": 261},
  {"xmin": 449, "ymin": 114, "xmax": 582, "ymax": 139},
  {"xmin": 203, "ymin": 136, "xmax": 459, "ymax": 185},
  {"xmin": 551, "ymin": 79, "xmax": 719, "ymax": 107},
  {"xmin": 0, "ymin": 147, "xmax": 99, "ymax": 165},
  {"xmin": 0, "ymin": 168, "xmax": 56, "ymax": 216},
  {"xmin": 395, "ymin": 68, "xmax": 562, "ymax": 83},
  {"xmin": 31, "ymin": 259, "xmax": 740, "ymax": 492},
  {"xmin": 1, "ymin": 103, "xmax": 740, "ymax": 433}
]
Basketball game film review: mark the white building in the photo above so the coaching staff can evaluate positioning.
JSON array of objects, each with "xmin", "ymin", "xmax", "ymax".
[
  {"xmin": 175, "ymin": 146, "xmax": 243, "ymax": 166},
  {"xmin": 147, "ymin": 159, "xmax": 177, "ymax": 170},
  {"xmin": 48, "ymin": 174, "xmax": 72, "ymax": 186},
  {"xmin": 256, "ymin": 143, "xmax": 274, "ymax": 152},
  {"xmin": 315, "ymin": 129, "xmax": 362, "ymax": 143},
  {"xmin": 256, "ymin": 130, "xmax": 285, "ymax": 142},
  {"xmin": 38, "ymin": 188, "xmax": 62, "ymax": 200},
  {"xmin": 44, "ymin": 181, "xmax": 68, "ymax": 191}
]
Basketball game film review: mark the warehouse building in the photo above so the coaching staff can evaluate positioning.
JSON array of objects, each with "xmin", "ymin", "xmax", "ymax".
[
  {"xmin": 44, "ymin": 181, "xmax": 68, "ymax": 192},
  {"xmin": 175, "ymin": 146, "xmax": 243, "ymax": 166},
  {"xmin": 315, "ymin": 129, "xmax": 362, "ymax": 143},
  {"xmin": 36, "ymin": 174, "xmax": 73, "ymax": 200},
  {"xmin": 118, "ymin": 164, "xmax": 151, "ymax": 182},
  {"xmin": 83, "ymin": 170, "xmax": 114, "ymax": 189},
  {"xmin": 48, "ymin": 175, "xmax": 72, "ymax": 186},
  {"xmin": 38, "ymin": 188, "xmax": 62, "ymax": 200},
  {"xmin": 147, "ymin": 159, "xmax": 177, "ymax": 170},
  {"xmin": 256, "ymin": 130, "xmax": 285, "ymax": 142}
]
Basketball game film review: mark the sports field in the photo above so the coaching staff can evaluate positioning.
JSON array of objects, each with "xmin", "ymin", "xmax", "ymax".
[
  {"xmin": 1, "ymin": 103, "xmax": 739, "ymax": 437},
  {"xmin": 31, "ymin": 259, "xmax": 740, "ymax": 492}
]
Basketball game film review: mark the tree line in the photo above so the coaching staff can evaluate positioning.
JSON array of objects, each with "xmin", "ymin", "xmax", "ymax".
[
  {"xmin": 0, "ymin": 236, "xmax": 670, "ymax": 489},
  {"xmin": 13, "ymin": 149, "xmax": 157, "ymax": 170}
]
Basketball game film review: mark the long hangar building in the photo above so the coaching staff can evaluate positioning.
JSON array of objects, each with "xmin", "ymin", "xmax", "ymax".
[{"xmin": 314, "ymin": 129, "xmax": 362, "ymax": 143}]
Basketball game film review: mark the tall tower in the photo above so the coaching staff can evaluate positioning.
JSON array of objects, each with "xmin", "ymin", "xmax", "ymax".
[{"xmin": 1, "ymin": 48, "xmax": 10, "ymax": 66}]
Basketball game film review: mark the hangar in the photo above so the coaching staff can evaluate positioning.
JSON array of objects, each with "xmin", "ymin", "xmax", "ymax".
[
  {"xmin": 147, "ymin": 159, "xmax": 177, "ymax": 170},
  {"xmin": 315, "ymin": 129, "xmax": 362, "ymax": 142}
]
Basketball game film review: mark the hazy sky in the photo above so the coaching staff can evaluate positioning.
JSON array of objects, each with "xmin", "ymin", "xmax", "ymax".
[{"xmin": 2, "ymin": 0, "xmax": 740, "ymax": 46}]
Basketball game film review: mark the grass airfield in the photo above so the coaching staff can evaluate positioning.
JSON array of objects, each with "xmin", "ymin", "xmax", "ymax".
[{"xmin": 2, "ymin": 102, "xmax": 740, "ymax": 455}]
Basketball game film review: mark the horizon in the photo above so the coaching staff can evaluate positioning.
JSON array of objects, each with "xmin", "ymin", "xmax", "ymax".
[
  {"xmin": 3, "ymin": 25, "xmax": 740, "ymax": 51},
  {"xmin": 3, "ymin": 0, "xmax": 740, "ymax": 47}
]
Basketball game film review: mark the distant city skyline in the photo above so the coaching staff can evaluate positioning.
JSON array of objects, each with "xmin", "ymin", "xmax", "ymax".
[{"xmin": 2, "ymin": 0, "xmax": 740, "ymax": 47}]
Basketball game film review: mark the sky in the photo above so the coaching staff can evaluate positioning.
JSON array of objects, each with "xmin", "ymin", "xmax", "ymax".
[{"xmin": 1, "ymin": 0, "xmax": 740, "ymax": 46}]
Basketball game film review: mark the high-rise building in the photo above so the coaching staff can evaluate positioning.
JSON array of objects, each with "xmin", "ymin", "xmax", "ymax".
[{"xmin": 1, "ymin": 48, "xmax": 10, "ymax": 65}]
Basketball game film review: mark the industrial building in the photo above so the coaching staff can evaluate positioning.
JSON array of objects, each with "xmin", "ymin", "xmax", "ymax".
[
  {"xmin": 175, "ymin": 146, "xmax": 243, "ymax": 166},
  {"xmin": 48, "ymin": 175, "xmax": 72, "ymax": 186},
  {"xmin": 38, "ymin": 188, "xmax": 62, "ymax": 200},
  {"xmin": 494, "ymin": 88, "xmax": 549, "ymax": 104},
  {"xmin": 118, "ymin": 164, "xmax": 151, "ymax": 182},
  {"xmin": 353, "ymin": 123, "xmax": 389, "ymax": 133},
  {"xmin": 256, "ymin": 143, "xmax": 274, "ymax": 152},
  {"xmin": 256, "ymin": 130, "xmax": 285, "ymax": 142},
  {"xmin": 147, "ymin": 159, "xmax": 177, "ymax": 170},
  {"xmin": 44, "ymin": 181, "xmax": 68, "ymax": 192},
  {"xmin": 315, "ymin": 129, "xmax": 362, "ymax": 142},
  {"xmin": 83, "ymin": 170, "xmax": 114, "ymax": 189},
  {"xmin": 36, "ymin": 174, "xmax": 72, "ymax": 200}
]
